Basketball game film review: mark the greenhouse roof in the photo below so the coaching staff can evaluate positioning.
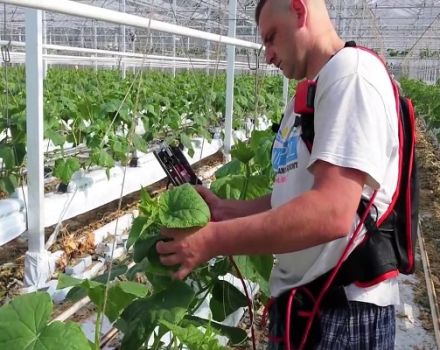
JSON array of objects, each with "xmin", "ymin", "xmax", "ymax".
[{"xmin": 0, "ymin": 0, "xmax": 439, "ymax": 73}]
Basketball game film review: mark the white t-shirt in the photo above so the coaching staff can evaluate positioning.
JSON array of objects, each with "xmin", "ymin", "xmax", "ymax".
[{"xmin": 270, "ymin": 47, "xmax": 400, "ymax": 306}]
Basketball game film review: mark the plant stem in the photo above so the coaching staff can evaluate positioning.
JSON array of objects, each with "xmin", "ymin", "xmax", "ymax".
[
  {"xmin": 151, "ymin": 330, "xmax": 162, "ymax": 350},
  {"xmin": 94, "ymin": 311, "xmax": 102, "ymax": 350},
  {"xmin": 191, "ymin": 284, "xmax": 213, "ymax": 314},
  {"xmin": 240, "ymin": 163, "xmax": 251, "ymax": 200}
]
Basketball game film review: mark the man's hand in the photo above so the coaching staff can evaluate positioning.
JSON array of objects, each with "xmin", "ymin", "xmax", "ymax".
[
  {"xmin": 156, "ymin": 223, "xmax": 216, "ymax": 280},
  {"xmin": 195, "ymin": 185, "xmax": 224, "ymax": 221}
]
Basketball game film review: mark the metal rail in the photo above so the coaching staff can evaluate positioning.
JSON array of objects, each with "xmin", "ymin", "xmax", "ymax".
[{"xmin": 1, "ymin": 0, "xmax": 262, "ymax": 50}]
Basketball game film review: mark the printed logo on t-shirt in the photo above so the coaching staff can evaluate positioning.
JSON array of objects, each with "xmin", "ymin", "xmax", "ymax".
[{"xmin": 272, "ymin": 125, "xmax": 299, "ymax": 175}]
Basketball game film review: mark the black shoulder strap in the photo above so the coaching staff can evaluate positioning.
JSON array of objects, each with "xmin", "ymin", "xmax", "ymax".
[{"xmin": 300, "ymin": 41, "xmax": 357, "ymax": 152}]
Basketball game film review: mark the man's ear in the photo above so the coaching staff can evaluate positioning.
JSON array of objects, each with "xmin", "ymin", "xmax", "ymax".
[{"xmin": 290, "ymin": 0, "xmax": 308, "ymax": 27}]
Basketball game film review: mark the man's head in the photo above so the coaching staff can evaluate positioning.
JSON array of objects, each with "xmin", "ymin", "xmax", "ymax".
[{"xmin": 256, "ymin": 0, "xmax": 342, "ymax": 80}]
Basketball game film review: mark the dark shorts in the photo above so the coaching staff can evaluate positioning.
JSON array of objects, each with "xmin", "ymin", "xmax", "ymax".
[{"xmin": 268, "ymin": 296, "xmax": 395, "ymax": 350}]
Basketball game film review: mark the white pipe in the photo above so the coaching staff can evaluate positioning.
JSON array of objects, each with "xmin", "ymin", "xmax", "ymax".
[
  {"xmin": 206, "ymin": 8, "xmax": 211, "ymax": 75},
  {"xmin": 224, "ymin": 0, "xmax": 237, "ymax": 155},
  {"xmin": 53, "ymin": 296, "xmax": 91, "ymax": 322},
  {"xmin": 7, "ymin": 51, "xmax": 279, "ymax": 72},
  {"xmin": 2, "ymin": 0, "xmax": 262, "ymax": 50},
  {"xmin": 120, "ymin": 0, "xmax": 126, "ymax": 79},
  {"xmin": 93, "ymin": 21, "xmax": 97, "ymax": 71},
  {"xmin": 0, "ymin": 41, "xmax": 276, "ymax": 69},
  {"xmin": 25, "ymin": 9, "xmax": 45, "ymax": 253},
  {"xmin": 0, "ymin": 40, "xmax": 272, "ymax": 71},
  {"xmin": 172, "ymin": 0, "xmax": 176, "ymax": 78}
]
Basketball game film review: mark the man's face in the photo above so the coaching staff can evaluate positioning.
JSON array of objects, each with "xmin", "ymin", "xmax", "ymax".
[{"xmin": 259, "ymin": 0, "xmax": 306, "ymax": 80}]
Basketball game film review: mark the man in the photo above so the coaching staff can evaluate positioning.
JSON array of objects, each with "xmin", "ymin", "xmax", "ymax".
[{"xmin": 157, "ymin": 0, "xmax": 398, "ymax": 348}]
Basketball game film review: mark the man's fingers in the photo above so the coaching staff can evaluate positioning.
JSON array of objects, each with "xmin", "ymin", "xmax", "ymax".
[
  {"xmin": 159, "ymin": 253, "xmax": 180, "ymax": 266},
  {"xmin": 156, "ymin": 240, "xmax": 177, "ymax": 255},
  {"xmin": 195, "ymin": 185, "xmax": 212, "ymax": 201},
  {"xmin": 173, "ymin": 266, "xmax": 191, "ymax": 280},
  {"xmin": 160, "ymin": 228, "xmax": 178, "ymax": 238},
  {"xmin": 160, "ymin": 227, "xmax": 197, "ymax": 238}
]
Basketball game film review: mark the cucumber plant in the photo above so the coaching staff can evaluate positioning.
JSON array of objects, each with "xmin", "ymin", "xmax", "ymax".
[{"xmin": 0, "ymin": 67, "xmax": 286, "ymax": 193}]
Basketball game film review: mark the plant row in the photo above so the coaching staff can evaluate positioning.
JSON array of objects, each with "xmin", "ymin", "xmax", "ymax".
[{"xmin": 0, "ymin": 66, "xmax": 292, "ymax": 194}]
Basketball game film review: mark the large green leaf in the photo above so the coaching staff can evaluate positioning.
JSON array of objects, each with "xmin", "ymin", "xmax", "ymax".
[
  {"xmin": 214, "ymin": 159, "xmax": 243, "ymax": 178},
  {"xmin": 158, "ymin": 183, "xmax": 210, "ymax": 228},
  {"xmin": 184, "ymin": 315, "xmax": 247, "ymax": 346},
  {"xmin": 45, "ymin": 129, "xmax": 66, "ymax": 147},
  {"xmin": 118, "ymin": 280, "xmax": 195, "ymax": 350},
  {"xmin": 91, "ymin": 149, "xmax": 115, "ymax": 169},
  {"xmin": 59, "ymin": 275, "xmax": 148, "ymax": 322},
  {"xmin": 0, "ymin": 144, "xmax": 16, "ymax": 169},
  {"xmin": 53, "ymin": 157, "xmax": 81, "ymax": 184},
  {"xmin": 230, "ymin": 140, "xmax": 254, "ymax": 164},
  {"xmin": 210, "ymin": 257, "xmax": 232, "ymax": 276},
  {"xmin": 133, "ymin": 235, "xmax": 161, "ymax": 263},
  {"xmin": 248, "ymin": 255, "xmax": 273, "ymax": 281},
  {"xmin": 233, "ymin": 255, "xmax": 273, "ymax": 298},
  {"xmin": 210, "ymin": 175, "xmax": 245, "ymax": 200},
  {"xmin": 243, "ymin": 175, "xmax": 272, "ymax": 199},
  {"xmin": 209, "ymin": 280, "xmax": 248, "ymax": 322},
  {"xmin": 210, "ymin": 174, "xmax": 270, "ymax": 200},
  {"xmin": 0, "ymin": 292, "xmax": 91, "ymax": 350},
  {"xmin": 105, "ymin": 282, "xmax": 149, "ymax": 322},
  {"xmin": 127, "ymin": 216, "xmax": 152, "ymax": 249},
  {"xmin": 0, "ymin": 174, "xmax": 18, "ymax": 194},
  {"xmin": 160, "ymin": 320, "xmax": 225, "ymax": 350},
  {"xmin": 57, "ymin": 274, "xmax": 83, "ymax": 289},
  {"xmin": 61, "ymin": 265, "xmax": 129, "ymax": 301}
]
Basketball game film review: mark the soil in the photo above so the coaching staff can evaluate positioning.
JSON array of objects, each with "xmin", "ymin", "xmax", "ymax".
[{"xmin": 413, "ymin": 120, "xmax": 440, "ymax": 330}]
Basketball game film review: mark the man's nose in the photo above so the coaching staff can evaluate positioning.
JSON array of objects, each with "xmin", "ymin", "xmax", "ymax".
[{"xmin": 265, "ymin": 48, "xmax": 274, "ymax": 65}]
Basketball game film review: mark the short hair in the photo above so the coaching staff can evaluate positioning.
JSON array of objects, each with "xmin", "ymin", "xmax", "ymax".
[{"xmin": 255, "ymin": 0, "xmax": 270, "ymax": 25}]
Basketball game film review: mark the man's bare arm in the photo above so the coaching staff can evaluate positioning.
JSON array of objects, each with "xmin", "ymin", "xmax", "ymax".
[
  {"xmin": 196, "ymin": 186, "xmax": 272, "ymax": 221},
  {"xmin": 158, "ymin": 160, "xmax": 367, "ymax": 279}
]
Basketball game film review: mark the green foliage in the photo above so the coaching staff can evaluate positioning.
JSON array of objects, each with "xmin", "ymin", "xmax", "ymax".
[
  {"xmin": 52, "ymin": 184, "xmax": 261, "ymax": 349},
  {"xmin": 400, "ymin": 78, "xmax": 440, "ymax": 142},
  {"xmin": 158, "ymin": 183, "xmax": 211, "ymax": 228},
  {"xmin": 210, "ymin": 280, "xmax": 248, "ymax": 322},
  {"xmin": 53, "ymin": 157, "xmax": 81, "ymax": 185},
  {"xmin": 212, "ymin": 128, "xmax": 275, "ymax": 201},
  {"xmin": 0, "ymin": 67, "xmax": 283, "ymax": 348},
  {"xmin": 160, "ymin": 320, "xmax": 224, "ymax": 350},
  {"xmin": 0, "ymin": 292, "xmax": 91, "ymax": 350},
  {"xmin": 210, "ymin": 128, "xmax": 275, "ymax": 297},
  {"xmin": 0, "ymin": 67, "xmax": 286, "ymax": 191},
  {"xmin": 116, "ymin": 280, "xmax": 195, "ymax": 349},
  {"xmin": 58, "ymin": 274, "xmax": 149, "ymax": 322}
]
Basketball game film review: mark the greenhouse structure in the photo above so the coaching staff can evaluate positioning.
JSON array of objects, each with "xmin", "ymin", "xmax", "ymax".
[{"xmin": 0, "ymin": 0, "xmax": 439, "ymax": 349}]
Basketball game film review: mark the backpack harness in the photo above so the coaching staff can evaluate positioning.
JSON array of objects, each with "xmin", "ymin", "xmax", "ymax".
[{"xmin": 265, "ymin": 41, "xmax": 420, "ymax": 350}]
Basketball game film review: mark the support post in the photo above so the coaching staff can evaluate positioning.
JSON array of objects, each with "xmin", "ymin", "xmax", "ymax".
[
  {"xmin": 42, "ymin": 11, "xmax": 47, "ymax": 78},
  {"xmin": 224, "ymin": 0, "xmax": 237, "ymax": 158},
  {"xmin": 24, "ymin": 9, "xmax": 51, "ymax": 288}
]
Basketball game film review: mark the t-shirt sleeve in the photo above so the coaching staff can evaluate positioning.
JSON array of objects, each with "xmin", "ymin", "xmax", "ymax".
[{"xmin": 307, "ymin": 73, "xmax": 395, "ymax": 189}]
